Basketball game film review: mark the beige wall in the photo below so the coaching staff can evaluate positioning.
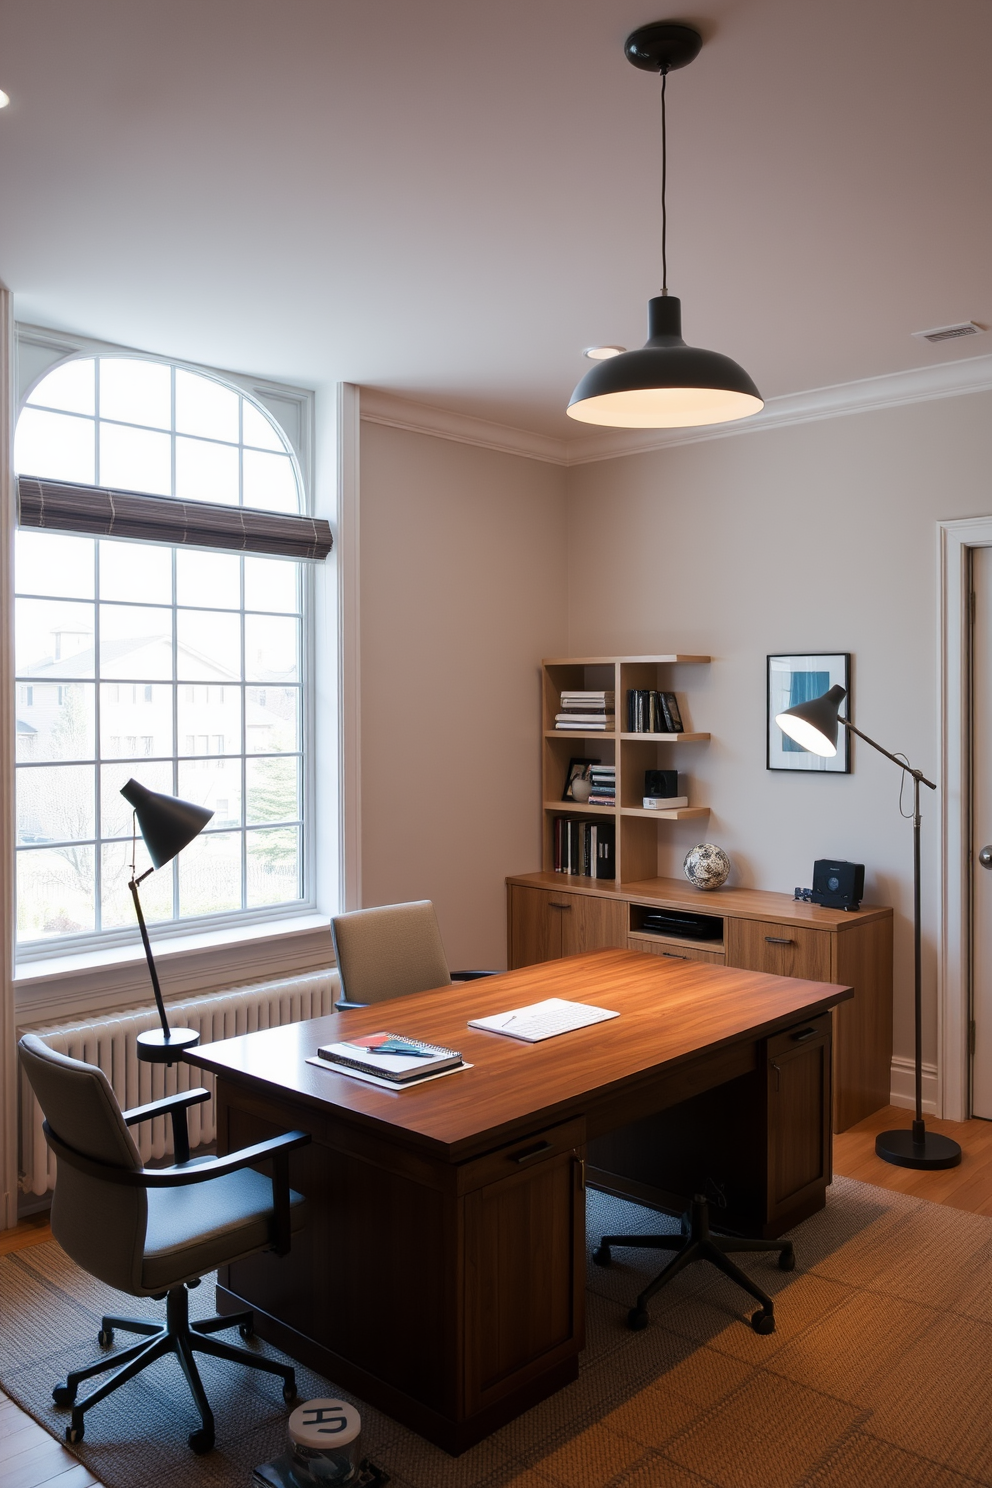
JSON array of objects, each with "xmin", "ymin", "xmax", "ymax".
[
  {"xmin": 565, "ymin": 391, "xmax": 992, "ymax": 1070},
  {"xmin": 359, "ymin": 421, "xmax": 567, "ymax": 971}
]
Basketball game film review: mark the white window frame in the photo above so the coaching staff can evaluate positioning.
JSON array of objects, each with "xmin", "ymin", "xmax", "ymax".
[{"xmin": 10, "ymin": 326, "xmax": 335, "ymax": 1025}]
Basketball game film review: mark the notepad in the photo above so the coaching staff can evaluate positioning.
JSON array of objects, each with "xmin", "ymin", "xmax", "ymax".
[
  {"xmin": 468, "ymin": 997, "xmax": 619, "ymax": 1043},
  {"xmin": 316, "ymin": 1033, "xmax": 463, "ymax": 1083}
]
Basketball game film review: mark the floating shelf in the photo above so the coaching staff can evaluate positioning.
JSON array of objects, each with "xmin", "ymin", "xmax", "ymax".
[{"xmin": 621, "ymin": 805, "xmax": 710, "ymax": 821}]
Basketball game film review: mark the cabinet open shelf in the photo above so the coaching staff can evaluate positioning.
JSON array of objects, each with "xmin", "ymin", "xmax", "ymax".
[
  {"xmin": 544, "ymin": 801, "xmax": 616, "ymax": 816},
  {"xmin": 618, "ymin": 731, "xmax": 710, "ymax": 744},
  {"xmin": 628, "ymin": 927, "xmax": 724, "ymax": 955},
  {"xmin": 621, "ymin": 805, "xmax": 710, "ymax": 820}
]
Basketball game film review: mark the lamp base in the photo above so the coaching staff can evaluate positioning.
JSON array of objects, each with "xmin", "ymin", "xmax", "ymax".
[
  {"xmin": 136, "ymin": 1027, "xmax": 200, "ymax": 1065},
  {"xmin": 875, "ymin": 1120, "xmax": 962, "ymax": 1170}
]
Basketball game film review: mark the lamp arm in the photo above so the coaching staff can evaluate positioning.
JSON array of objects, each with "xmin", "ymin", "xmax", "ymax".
[
  {"xmin": 839, "ymin": 718, "xmax": 936, "ymax": 792},
  {"xmin": 128, "ymin": 877, "xmax": 171, "ymax": 1041}
]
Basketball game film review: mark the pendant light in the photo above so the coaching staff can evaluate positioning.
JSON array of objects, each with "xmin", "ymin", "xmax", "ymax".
[{"xmin": 568, "ymin": 22, "xmax": 763, "ymax": 429}]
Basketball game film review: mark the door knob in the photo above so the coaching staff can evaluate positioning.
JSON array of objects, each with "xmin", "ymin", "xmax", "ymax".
[{"xmin": 980, "ymin": 846, "xmax": 992, "ymax": 869}]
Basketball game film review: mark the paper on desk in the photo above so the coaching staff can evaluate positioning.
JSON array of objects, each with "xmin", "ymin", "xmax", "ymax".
[{"xmin": 468, "ymin": 997, "xmax": 618, "ymax": 1043}]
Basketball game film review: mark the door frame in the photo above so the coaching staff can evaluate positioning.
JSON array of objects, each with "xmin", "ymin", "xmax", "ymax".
[{"xmin": 938, "ymin": 515, "xmax": 992, "ymax": 1121}]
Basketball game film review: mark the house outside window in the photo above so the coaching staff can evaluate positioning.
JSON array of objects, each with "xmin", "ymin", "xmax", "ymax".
[{"xmin": 13, "ymin": 351, "xmax": 315, "ymax": 952}]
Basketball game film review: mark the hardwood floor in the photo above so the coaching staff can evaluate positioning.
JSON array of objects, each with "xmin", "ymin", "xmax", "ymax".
[{"xmin": 1, "ymin": 1107, "xmax": 989, "ymax": 1485}]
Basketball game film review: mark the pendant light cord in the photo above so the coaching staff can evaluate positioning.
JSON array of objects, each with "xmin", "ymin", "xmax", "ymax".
[{"xmin": 660, "ymin": 65, "xmax": 668, "ymax": 294}]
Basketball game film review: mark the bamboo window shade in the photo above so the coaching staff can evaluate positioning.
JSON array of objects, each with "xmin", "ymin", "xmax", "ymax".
[{"xmin": 17, "ymin": 475, "xmax": 333, "ymax": 561}]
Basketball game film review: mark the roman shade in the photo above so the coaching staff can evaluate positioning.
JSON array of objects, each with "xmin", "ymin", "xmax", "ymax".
[{"xmin": 17, "ymin": 476, "xmax": 332, "ymax": 561}]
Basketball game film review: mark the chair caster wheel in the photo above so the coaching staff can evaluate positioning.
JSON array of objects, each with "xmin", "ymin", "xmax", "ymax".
[
  {"xmin": 627, "ymin": 1307, "xmax": 649, "ymax": 1331},
  {"xmin": 52, "ymin": 1384, "xmax": 75, "ymax": 1406},
  {"xmin": 592, "ymin": 1245, "xmax": 611, "ymax": 1267},
  {"xmin": 751, "ymin": 1309, "xmax": 775, "ymax": 1334},
  {"xmin": 188, "ymin": 1427, "xmax": 214, "ymax": 1454},
  {"xmin": 66, "ymin": 1420, "xmax": 84, "ymax": 1445},
  {"xmin": 778, "ymin": 1245, "xmax": 795, "ymax": 1272},
  {"xmin": 98, "ymin": 1327, "xmax": 114, "ymax": 1346},
  {"xmin": 283, "ymin": 1376, "xmax": 297, "ymax": 1404},
  {"xmin": 238, "ymin": 1321, "xmax": 254, "ymax": 1341}
]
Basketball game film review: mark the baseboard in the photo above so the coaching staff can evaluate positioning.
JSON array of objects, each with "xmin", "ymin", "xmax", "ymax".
[{"xmin": 889, "ymin": 1056, "xmax": 939, "ymax": 1115}]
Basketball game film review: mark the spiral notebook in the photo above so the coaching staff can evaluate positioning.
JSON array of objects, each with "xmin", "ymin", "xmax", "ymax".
[{"xmin": 316, "ymin": 1032, "xmax": 464, "ymax": 1084}]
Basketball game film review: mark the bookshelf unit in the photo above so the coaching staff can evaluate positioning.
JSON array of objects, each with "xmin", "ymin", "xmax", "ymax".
[{"xmin": 542, "ymin": 653, "xmax": 711, "ymax": 884}]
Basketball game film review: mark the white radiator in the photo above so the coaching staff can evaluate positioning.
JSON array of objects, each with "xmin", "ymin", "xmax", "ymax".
[{"xmin": 18, "ymin": 969, "xmax": 340, "ymax": 1197}]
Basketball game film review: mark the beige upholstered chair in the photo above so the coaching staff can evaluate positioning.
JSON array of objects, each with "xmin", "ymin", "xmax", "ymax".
[
  {"xmin": 19, "ymin": 1034, "xmax": 310, "ymax": 1455},
  {"xmin": 331, "ymin": 899, "xmax": 494, "ymax": 1010}
]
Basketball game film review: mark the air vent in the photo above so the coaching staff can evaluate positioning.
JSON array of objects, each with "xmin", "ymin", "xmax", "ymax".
[{"xmin": 912, "ymin": 321, "xmax": 984, "ymax": 345}]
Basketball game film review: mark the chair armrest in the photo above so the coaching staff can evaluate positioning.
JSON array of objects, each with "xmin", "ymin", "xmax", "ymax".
[
  {"xmin": 450, "ymin": 970, "xmax": 498, "ymax": 981},
  {"xmin": 334, "ymin": 998, "xmax": 368, "ymax": 1011},
  {"xmin": 122, "ymin": 1087, "xmax": 211, "ymax": 1166}
]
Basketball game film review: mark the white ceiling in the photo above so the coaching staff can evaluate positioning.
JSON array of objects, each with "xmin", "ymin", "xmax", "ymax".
[{"xmin": 0, "ymin": 0, "xmax": 990, "ymax": 441}]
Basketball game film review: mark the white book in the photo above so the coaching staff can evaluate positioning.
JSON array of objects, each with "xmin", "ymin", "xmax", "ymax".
[{"xmin": 468, "ymin": 997, "xmax": 619, "ymax": 1043}]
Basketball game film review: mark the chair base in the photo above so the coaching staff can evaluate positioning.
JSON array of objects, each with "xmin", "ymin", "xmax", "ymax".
[
  {"xmin": 593, "ymin": 1193, "xmax": 795, "ymax": 1334},
  {"xmin": 53, "ymin": 1281, "xmax": 297, "ymax": 1454}
]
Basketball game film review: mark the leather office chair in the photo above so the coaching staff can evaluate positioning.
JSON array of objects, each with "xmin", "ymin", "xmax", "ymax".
[
  {"xmin": 19, "ymin": 1034, "xmax": 311, "ymax": 1454},
  {"xmin": 594, "ymin": 1192, "xmax": 794, "ymax": 1334},
  {"xmin": 331, "ymin": 899, "xmax": 495, "ymax": 1010}
]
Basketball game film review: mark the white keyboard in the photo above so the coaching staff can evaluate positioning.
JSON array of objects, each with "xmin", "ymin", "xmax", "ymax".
[{"xmin": 468, "ymin": 997, "xmax": 619, "ymax": 1044}]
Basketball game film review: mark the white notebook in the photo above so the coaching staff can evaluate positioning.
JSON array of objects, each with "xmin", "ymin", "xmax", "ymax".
[{"xmin": 468, "ymin": 997, "xmax": 618, "ymax": 1043}]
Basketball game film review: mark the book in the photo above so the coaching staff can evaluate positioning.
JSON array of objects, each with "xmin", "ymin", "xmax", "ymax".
[
  {"xmin": 317, "ymin": 1033, "xmax": 463, "ymax": 1083},
  {"xmin": 660, "ymin": 692, "xmax": 685, "ymax": 732},
  {"xmin": 555, "ymin": 713, "xmax": 616, "ymax": 723},
  {"xmin": 642, "ymin": 795, "xmax": 689, "ymax": 809},
  {"xmin": 555, "ymin": 720, "xmax": 614, "ymax": 730}
]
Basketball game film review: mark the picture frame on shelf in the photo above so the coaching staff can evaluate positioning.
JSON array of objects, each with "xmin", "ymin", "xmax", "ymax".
[
  {"xmin": 767, "ymin": 653, "xmax": 851, "ymax": 773},
  {"xmin": 562, "ymin": 757, "xmax": 600, "ymax": 801}
]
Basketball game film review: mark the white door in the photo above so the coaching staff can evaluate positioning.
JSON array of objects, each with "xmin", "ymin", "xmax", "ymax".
[{"xmin": 972, "ymin": 545, "xmax": 992, "ymax": 1117}]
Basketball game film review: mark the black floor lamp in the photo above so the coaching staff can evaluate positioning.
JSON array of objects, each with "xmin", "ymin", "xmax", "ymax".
[
  {"xmin": 775, "ymin": 684, "xmax": 961, "ymax": 1171},
  {"xmin": 120, "ymin": 778, "xmax": 213, "ymax": 1066}
]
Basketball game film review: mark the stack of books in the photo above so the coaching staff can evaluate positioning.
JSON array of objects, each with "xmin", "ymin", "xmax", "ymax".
[
  {"xmin": 588, "ymin": 765, "xmax": 616, "ymax": 805},
  {"xmin": 626, "ymin": 690, "xmax": 684, "ymax": 734},
  {"xmin": 555, "ymin": 690, "xmax": 615, "ymax": 731},
  {"xmin": 553, "ymin": 817, "xmax": 615, "ymax": 878}
]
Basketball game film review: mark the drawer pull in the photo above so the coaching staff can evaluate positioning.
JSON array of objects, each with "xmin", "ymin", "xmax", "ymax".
[
  {"xmin": 765, "ymin": 936, "xmax": 794, "ymax": 946},
  {"xmin": 791, "ymin": 1026, "xmax": 818, "ymax": 1042},
  {"xmin": 662, "ymin": 951, "xmax": 688, "ymax": 959},
  {"xmin": 512, "ymin": 1140, "xmax": 554, "ymax": 1165},
  {"xmin": 548, "ymin": 902, "xmax": 572, "ymax": 911}
]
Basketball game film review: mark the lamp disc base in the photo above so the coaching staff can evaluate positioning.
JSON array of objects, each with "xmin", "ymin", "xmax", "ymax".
[
  {"xmin": 136, "ymin": 1027, "xmax": 200, "ymax": 1065},
  {"xmin": 624, "ymin": 23, "xmax": 703, "ymax": 73},
  {"xmin": 874, "ymin": 1126, "xmax": 962, "ymax": 1170}
]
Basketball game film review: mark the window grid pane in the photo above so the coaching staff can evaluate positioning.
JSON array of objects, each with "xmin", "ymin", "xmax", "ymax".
[{"xmin": 14, "ymin": 527, "xmax": 304, "ymax": 946}]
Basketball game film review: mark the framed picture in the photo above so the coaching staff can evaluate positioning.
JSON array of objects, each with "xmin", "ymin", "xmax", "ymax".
[
  {"xmin": 562, "ymin": 757, "xmax": 600, "ymax": 801},
  {"xmin": 767, "ymin": 653, "xmax": 850, "ymax": 772}
]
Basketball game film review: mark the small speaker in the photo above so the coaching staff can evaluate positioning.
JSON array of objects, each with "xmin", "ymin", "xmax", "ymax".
[
  {"xmin": 644, "ymin": 769, "xmax": 679, "ymax": 798},
  {"xmin": 811, "ymin": 859, "xmax": 864, "ymax": 910}
]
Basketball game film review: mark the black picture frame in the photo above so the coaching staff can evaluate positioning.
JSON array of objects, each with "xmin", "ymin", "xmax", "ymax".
[
  {"xmin": 767, "ymin": 652, "xmax": 851, "ymax": 773},
  {"xmin": 562, "ymin": 757, "xmax": 600, "ymax": 801}
]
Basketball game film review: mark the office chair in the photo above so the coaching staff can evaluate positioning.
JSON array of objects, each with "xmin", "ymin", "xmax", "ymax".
[
  {"xmin": 594, "ymin": 1192, "xmax": 794, "ymax": 1334},
  {"xmin": 19, "ymin": 1034, "xmax": 311, "ymax": 1454},
  {"xmin": 331, "ymin": 899, "xmax": 496, "ymax": 1010}
]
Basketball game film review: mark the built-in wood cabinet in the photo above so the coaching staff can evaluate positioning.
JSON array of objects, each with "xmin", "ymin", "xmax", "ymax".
[
  {"xmin": 506, "ymin": 872, "xmax": 892, "ymax": 1133},
  {"xmin": 766, "ymin": 1013, "xmax": 831, "ymax": 1225}
]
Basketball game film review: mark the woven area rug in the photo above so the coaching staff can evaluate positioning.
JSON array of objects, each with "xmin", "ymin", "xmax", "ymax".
[{"xmin": 2, "ymin": 1176, "xmax": 992, "ymax": 1488}]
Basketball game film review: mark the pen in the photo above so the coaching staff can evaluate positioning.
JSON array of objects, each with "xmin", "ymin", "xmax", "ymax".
[{"xmin": 502, "ymin": 1015, "xmax": 516, "ymax": 1027}]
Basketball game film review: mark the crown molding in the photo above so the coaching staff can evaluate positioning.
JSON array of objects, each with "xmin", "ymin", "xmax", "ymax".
[
  {"xmin": 359, "ymin": 352, "xmax": 992, "ymax": 469},
  {"xmin": 358, "ymin": 387, "xmax": 567, "ymax": 465}
]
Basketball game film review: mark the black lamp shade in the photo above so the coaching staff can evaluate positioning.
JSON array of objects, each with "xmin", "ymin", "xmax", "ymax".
[
  {"xmin": 121, "ymin": 779, "xmax": 213, "ymax": 869},
  {"xmin": 775, "ymin": 684, "xmax": 848, "ymax": 757},
  {"xmin": 567, "ymin": 296, "xmax": 763, "ymax": 429}
]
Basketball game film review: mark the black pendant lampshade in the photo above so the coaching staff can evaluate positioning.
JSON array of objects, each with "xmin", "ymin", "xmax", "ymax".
[
  {"xmin": 774, "ymin": 684, "xmax": 848, "ymax": 757},
  {"xmin": 568, "ymin": 22, "xmax": 763, "ymax": 430},
  {"xmin": 567, "ymin": 294, "xmax": 763, "ymax": 429},
  {"xmin": 121, "ymin": 778, "xmax": 213, "ymax": 868}
]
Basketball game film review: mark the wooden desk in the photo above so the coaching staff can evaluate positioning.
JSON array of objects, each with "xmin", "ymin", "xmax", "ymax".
[{"xmin": 188, "ymin": 949, "xmax": 852, "ymax": 1454}]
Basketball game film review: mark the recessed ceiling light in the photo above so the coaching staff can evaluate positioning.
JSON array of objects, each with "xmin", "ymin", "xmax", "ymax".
[
  {"xmin": 583, "ymin": 345, "xmax": 625, "ymax": 360},
  {"xmin": 0, "ymin": 91, "xmax": 9, "ymax": 109}
]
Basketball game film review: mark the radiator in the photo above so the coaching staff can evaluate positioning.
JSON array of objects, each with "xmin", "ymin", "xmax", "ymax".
[{"xmin": 18, "ymin": 969, "xmax": 340, "ymax": 1197}]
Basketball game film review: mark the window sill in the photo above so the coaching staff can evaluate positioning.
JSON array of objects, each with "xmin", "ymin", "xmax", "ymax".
[{"xmin": 14, "ymin": 912, "xmax": 334, "ymax": 1025}]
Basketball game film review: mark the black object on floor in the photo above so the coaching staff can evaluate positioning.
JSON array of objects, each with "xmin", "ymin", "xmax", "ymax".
[{"xmin": 593, "ymin": 1192, "xmax": 794, "ymax": 1334}]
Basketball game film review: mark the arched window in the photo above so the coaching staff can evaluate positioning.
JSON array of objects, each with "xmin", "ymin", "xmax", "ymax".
[{"xmin": 13, "ymin": 353, "xmax": 314, "ymax": 950}]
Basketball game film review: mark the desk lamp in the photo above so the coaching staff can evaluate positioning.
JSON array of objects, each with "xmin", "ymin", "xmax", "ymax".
[
  {"xmin": 775, "ymin": 685, "xmax": 961, "ymax": 1170},
  {"xmin": 120, "ymin": 778, "xmax": 213, "ymax": 1066}
]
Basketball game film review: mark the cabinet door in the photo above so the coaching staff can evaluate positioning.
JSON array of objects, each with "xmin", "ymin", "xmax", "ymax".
[
  {"xmin": 766, "ymin": 1015, "xmax": 831, "ymax": 1226},
  {"xmin": 726, "ymin": 919, "xmax": 831, "ymax": 982},
  {"xmin": 509, "ymin": 885, "xmax": 563, "ymax": 968},
  {"xmin": 560, "ymin": 892, "xmax": 628, "ymax": 957}
]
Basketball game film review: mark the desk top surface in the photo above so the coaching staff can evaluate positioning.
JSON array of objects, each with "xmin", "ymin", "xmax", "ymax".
[{"xmin": 188, "ymin": 949, "xmax": 851, "ymax": 1161}]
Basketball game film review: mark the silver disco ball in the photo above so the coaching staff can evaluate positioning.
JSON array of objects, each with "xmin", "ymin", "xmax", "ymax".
[{"xmin": 683, "ymin": 843, "xmax": 731, "ymax": 891}]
